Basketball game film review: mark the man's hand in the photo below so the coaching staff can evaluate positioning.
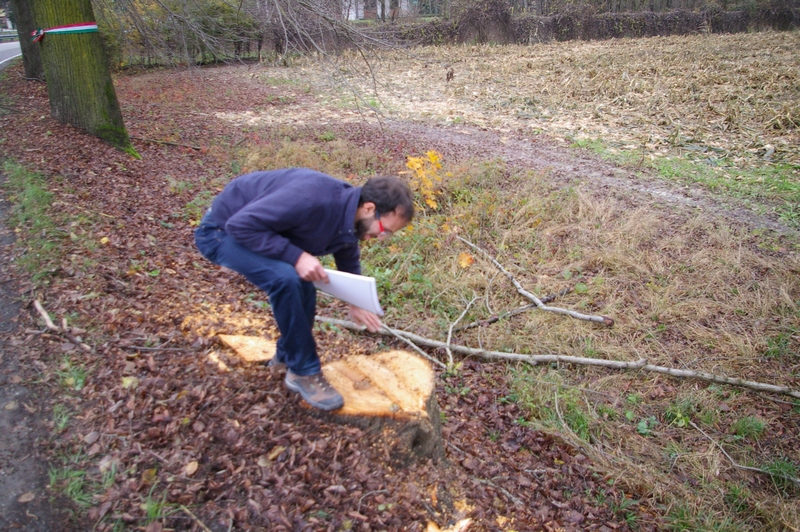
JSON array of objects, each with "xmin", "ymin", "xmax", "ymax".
[
  {"xmin": 349, "ymin": 305, "xmax": 382, "ymax": 333},
  {"xmin": 295, "ymin": 252, "xmax": 329, "ymax": 283}
]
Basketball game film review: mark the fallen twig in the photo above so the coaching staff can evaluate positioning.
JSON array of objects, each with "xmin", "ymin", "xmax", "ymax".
[
  {"xmin": 316, "ymin": 317, "xmax": 800, "ymax": 399},
  {"xmin": 380, "ymin": 325, "xmax": 446, "ymax": 369},
  {"xmin": 33, "ymin": 300, "xmax": 91, "ymax": 352},
  {"xmin": 179, "ymin": 505, "xmax": 213, "ymax": 532},
  {"xmin": 454, "ymin": 288, "xmax": 572, "ymax": 332},
  {"xmin": 456, "ymin": 236, "xmax": 614, "ymax": 326},
  {"xmin": 130, "ymin": 135, "xmax": 202, "ymax": 150},
  {"xmin": 690, "ymin": 421, "xmax": 800, "ymax": 488},
  {"xmin": 446, "ymin": 296, "xmax": 479, "ymax": 368}
]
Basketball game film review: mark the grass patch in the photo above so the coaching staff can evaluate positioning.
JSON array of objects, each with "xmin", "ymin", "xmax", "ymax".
[
  {"xmin": 55, "ymin": 356, "xmax": 88, "ymax": 391},
  {"xmin": 48, "ymin": 467, "xmax": 93, "ymax": 508},
  {"xmin": 731, "ymin": 416, "xmax": 766, "ymax": 441},
  {"xmin": 1, "ymin": 160, "xmax": 63, "ymax": 283}
]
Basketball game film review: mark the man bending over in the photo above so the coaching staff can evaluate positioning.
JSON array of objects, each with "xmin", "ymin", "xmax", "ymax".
[{"xmin": 195, "ymin": 168, "xmax": 414, "ymax": 411}]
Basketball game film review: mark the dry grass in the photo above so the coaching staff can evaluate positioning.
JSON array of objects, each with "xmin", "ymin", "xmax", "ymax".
[
  {"xmin": 227, "ymin": 31, "xmax": 800, "ymax": 171},
  {"xmin": 234, "ymin": 31, "xmax": 800, "ymax": 529},
  {"xmin": 247, "ymin": 138, "xmax": 800, "ymax": 527}
]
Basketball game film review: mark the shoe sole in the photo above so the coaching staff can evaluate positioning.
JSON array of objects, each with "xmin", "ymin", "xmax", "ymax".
[{"xmin": 285, "ymin": 375, "xmax": 344, "ymax": 411}]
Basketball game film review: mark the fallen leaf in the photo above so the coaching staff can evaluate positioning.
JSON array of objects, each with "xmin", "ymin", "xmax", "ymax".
[
  {"xmin": 5, "ymin": 401, "xmax": 18, "ymax": 411},
  {"xmin": 458, "ymin": 252, "xmax": 475, "ymax": 269},
  {"xmin": 267, "ymin": 445, "xmax": 286, "ymax": 461},
  {"xmin": 184, "ymin": 460, "xmax": 199, "ymax": 476},
  {"xmin": 121, "ymin": 376, "xmax": 139, "ymax": 389},
  {"xmin": 141, "ymin": 468, "xmax": 158, "ymax": 485},
  {"xmin": 84, "ymin": 431, "xmax": 100, "ymax": 444},
  {"xmin": 18, "ymin": 492, "xmax": 35, "ymax": 503}
]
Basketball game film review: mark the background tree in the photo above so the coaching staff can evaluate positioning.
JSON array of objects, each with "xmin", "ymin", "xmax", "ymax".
[
  {"xmin": 9, "ymin": 0, "xmax": 43, "ymax": 79},
  {"xmin": 32, "ymin": 0, "xmax": 135, "ymax": 154}
]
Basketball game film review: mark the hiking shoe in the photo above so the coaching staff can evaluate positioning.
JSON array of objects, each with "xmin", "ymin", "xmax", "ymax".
[{"xmin": 285, "ymin": 371, "xmax": 344, "ymax": 411}]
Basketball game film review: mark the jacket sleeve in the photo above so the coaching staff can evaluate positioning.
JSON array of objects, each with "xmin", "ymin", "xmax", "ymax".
[
  {"xmin": 333, "ymin": 245, "xmax": 361, "ymax": 276},
  {"xmin": 223, "ymin": 193, "xmax": 316, "ymax": 266}
]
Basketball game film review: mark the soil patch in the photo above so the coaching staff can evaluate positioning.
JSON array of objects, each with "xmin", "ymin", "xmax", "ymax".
[{"xmin": 0, "ymin": 173, "xmax": 69, "ymax": 530}]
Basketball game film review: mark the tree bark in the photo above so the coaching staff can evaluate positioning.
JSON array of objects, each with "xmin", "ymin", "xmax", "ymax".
[
  {"xmin": 9, "ymin": 0, "xmax": 43, "ymax": 79},
  {"xmin": 31, "ymin": 0, "xmax": 135, "ymax": 154}
]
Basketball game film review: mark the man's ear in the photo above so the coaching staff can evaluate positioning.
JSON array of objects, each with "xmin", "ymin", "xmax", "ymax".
[{"xmin": 361, "ymin": 201, "xmax": 376, "ymax": 216}]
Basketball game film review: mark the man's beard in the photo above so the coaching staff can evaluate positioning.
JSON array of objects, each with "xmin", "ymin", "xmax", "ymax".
[{"xmin": 355, "ymin": 216, "xmax": 373, "ymax": 240}]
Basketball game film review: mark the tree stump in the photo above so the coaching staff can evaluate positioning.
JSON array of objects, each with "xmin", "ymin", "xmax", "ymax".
[{"xmin": 217, "ymin": 335, "xmax": 442, "ymax": 464}]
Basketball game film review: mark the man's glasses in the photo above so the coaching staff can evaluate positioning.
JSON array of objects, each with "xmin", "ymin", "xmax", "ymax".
[{"xmin": 376, "ymin": 213, "xmax": 392, "ymax": 240}]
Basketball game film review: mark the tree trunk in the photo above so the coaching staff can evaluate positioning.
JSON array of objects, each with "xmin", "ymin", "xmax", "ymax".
[
  {"xmin": 9, "ymin": 0, "xmax": 43, "ymax": 80},
  {"xmin": 31, "ymin": 0, "xmax": 136, "ymax": 154}
]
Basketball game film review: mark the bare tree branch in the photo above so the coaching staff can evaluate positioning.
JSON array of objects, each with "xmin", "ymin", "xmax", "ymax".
[
  {"xmin": 457, "ymin": 235, "xmax": 614, "ymax": 326},
  {"xmin": 315, "ymin": 316, "xmax": 800, "ymax": 399}
]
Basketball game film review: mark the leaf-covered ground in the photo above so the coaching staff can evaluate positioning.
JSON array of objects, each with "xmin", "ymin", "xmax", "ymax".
[{"xmin": 0, "ymin": 64, "xmax": 650, "ymax": 531}]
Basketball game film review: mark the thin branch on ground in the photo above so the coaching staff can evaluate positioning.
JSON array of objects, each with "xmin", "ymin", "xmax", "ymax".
[
  {"xmin": 33, "ymin": 300, "xmax": 91, "ymax": 352},
  {"xmin": 316, "ymin": 317, "xmax": 800, "ymax": 399},
  {"xmin": 456, "ymin": 235, "xmax": 614, "ymax": 326},
  {"xmin": 378, "ymin": 323, "xmax": 446, "ymax": 369},
  {"xmin": 454, "ymin": 288, "xmax": 573, "ymax": 332},
  {"xmin": 446, "ymin": 296, "xmax": 479, "ymax": 368},
  {"xmin": 689, "ymin": 421, "xmax": 800, "ymax": 488},
  {"xmin": 130, "ymin": 136, "xmax": 201, "ymax": 150},
  {"xmin": 180, "ymin": 505, "xmax": 213, "ymax": 532}
]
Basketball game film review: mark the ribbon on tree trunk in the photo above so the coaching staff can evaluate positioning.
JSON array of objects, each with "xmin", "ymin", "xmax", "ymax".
[{"xmin": 32, "ymin": 22, "xmax": 99, "ymax": 43}]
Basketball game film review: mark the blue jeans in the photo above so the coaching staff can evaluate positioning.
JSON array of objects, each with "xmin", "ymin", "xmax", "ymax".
[{"xmin": 194, "ymin": 212, "xmax": 320, "ymax": 376}]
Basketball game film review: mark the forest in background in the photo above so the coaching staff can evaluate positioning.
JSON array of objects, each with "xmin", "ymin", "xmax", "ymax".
[{"xmin": 3, "ymin": 0, "xmax": 795, "ymax": 68}]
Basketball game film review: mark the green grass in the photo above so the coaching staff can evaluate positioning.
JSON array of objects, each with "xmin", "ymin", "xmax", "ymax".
[
  {"xmin": 56, "ymin": 357, "xmax": 88, "ymax": 391},
  {"xmin": 52, "ymin": 403, "xmax": 72, "ymax": 432},
  {"xmin": 48, "ymin": 467, "xmax": 92, "ymax": 507},
  {"xmin": 762, "ymin": 458, "xmax": 799, "ymax": 494},
  {"xmin": 570, "ymin": 138, "xmax": 800, "ymax": 228},
  {"xmin": 1, "ymin": 160, "xmax": 63, "ymax": 282},
  {"xmin": 730, "ymin": 416, "xmax": 766, "ymax": 441}
]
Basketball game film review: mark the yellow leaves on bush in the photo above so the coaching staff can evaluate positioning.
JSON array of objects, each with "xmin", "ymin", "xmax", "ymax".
[
  {"xmin": 404, "ymin": 150, "xmax": 444, "ymax": 211},
  {"xmin": 458, "ymin": 252, "xmax": 475, "ymax": 269}
]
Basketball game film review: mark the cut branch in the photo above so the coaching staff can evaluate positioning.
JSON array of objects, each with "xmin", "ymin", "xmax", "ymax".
[
  {"xmin": 456, "ymin": 236, "xmax": 614, "ymax": 326},
  {"xmin": 690, "ymin": 421, "xmax": 800, "ymax": 488},
  {"xmin": 33, "ymin": 300, "xmax": 91, "ymax": 352},
  {"xmin": 454, "ymin": 288, "xmax": 572, "ymax": 332},
  {"xmin": 130, "ymin": 136, "xmax": 201, "ymax": 150},
  {"xmin": 316, "ymin": 317, "xmax": 800, "ymax": 400}
]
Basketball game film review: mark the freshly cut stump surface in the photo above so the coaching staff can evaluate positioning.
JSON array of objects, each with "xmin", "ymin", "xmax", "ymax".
[{"xmin": 218, "ymin": 335, "xmax": 442, "ymax": 463}]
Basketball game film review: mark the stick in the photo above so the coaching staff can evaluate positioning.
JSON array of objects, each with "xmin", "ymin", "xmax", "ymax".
[
  {"xmin": 689, "ymin": 421, "xmax": 800, "ymax": 488},
  {"xmin": 454, "ymin": 288, "xmax": 572, "ymax": 332},
  {"xmin": 456, "ymin": 236, "xmax": 614, "ymax": 326},
  {"xmin": 315, "ymin": 317, "xmax": 800, "ymax": 399},
  {"xmin": 33, "ymin": 300, "xmax": 92, "ymax": 352},
  {"xmin": 130, "ymin": 136, "xmax": 202, "ymax": 151},
  {"xmin": 179, "ymin": 506, "xmax": 213, "ymax": 532},
  {"xmin": 446, "ymin": 296, "xmax": 479, "ymax": 368}
]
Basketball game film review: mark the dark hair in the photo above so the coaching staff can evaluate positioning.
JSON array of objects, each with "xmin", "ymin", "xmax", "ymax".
[{"xmin": 360, "ymin": 176, "xmax": 415, "ymax": 221}]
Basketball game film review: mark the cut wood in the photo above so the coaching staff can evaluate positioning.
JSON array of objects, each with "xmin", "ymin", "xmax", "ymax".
[
  {"xmin": 217, "ymin": 335, "xmax": 442, "ymax": 463},
  {"xmin": 217, "ymin": 334, "xmax": 277, "ymax": 362},
  {"xmin": 323, "ymin": 350, "xmax": 442, "ymax": 464}
]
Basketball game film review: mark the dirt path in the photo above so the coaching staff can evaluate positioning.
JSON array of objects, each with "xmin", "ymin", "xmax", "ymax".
[
  {"xmin": 378, "ymin": 120, "xmax": 794, "ymax": 235},
  {"xmin": 0, "ymin": 173, "xmax": 65, "ymax": 530}
]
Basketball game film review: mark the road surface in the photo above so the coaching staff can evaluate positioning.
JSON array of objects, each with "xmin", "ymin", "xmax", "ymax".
[{"xmin": 0, "ymin": 41, "xmax": 22, "ymax": 70}]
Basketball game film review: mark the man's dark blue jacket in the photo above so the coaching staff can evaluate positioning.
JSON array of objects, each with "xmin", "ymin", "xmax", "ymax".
[{"xmin": 209, "ymin": 168, "xmax": 363, "ymax": 274}]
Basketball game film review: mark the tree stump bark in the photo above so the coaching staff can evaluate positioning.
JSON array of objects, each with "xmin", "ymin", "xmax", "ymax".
[{"xmin": 217, "ymin": 335, "xmax": 442, "ymax": 464}]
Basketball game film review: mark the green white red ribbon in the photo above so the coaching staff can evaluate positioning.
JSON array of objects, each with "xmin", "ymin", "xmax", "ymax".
[{"xmin": 32, "ymin": 22, "xmax": 99, "ymax": 43}]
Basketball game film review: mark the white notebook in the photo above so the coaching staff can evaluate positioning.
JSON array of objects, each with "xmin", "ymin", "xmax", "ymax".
[{"xmin": 313, "ymin": 269, "xmax": 384, "ymax": 316}]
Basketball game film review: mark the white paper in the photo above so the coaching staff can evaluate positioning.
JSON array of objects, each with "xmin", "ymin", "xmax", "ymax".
[{"xmin": 313, "ymin": 269, "xmax": 384, "ymax": 316}]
